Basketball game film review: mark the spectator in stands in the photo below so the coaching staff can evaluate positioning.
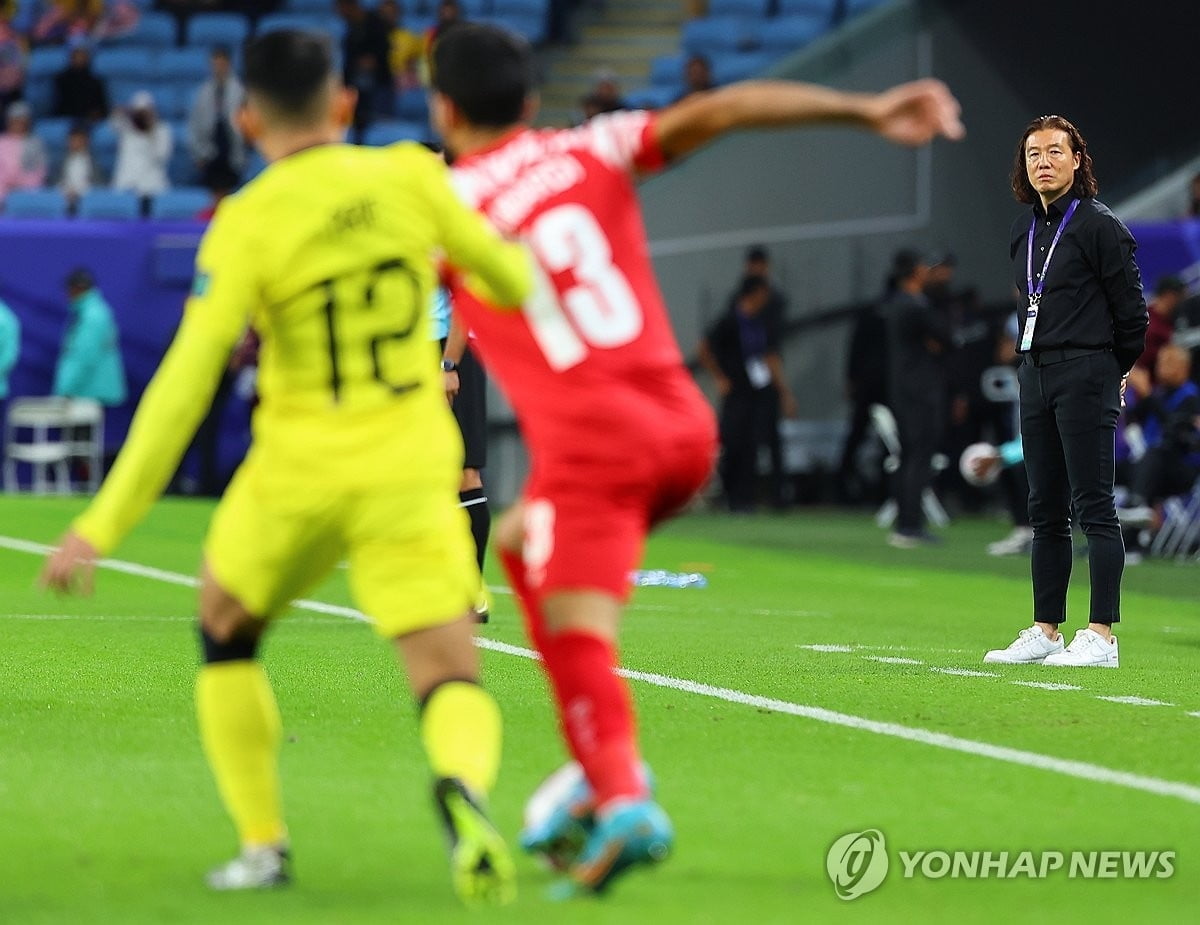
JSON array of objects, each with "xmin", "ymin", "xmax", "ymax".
[
  {"xmin": 0, "ymin": 101, "xmax": 48, "ymax": 204},
  {"xmin": 53, "ymin": 267, "xmax": 127, "ymax": 408},
  {"xmin": 1137, "ymin": 275, "xmax": 1186, "ymax": 382},
  {"xmin": 883, "ymin": 248, "xmax": 951, "ymax": 547},
  {"xmin": 676, "ymin": 54, "xmax": 714, "ymax": 102},
  {"xmin": 377, "ymin": 0, "xmax": 424, "ymax": 90},
  {"xmin": 580, "ymin": 68, "xmax": 626, "ymax": 121},
  {"xmin": 111, "ymin": 90, "xmax": 172, "ymax": 206},
  {"xmin": 90, "ymin": 0, "xmax": 138, "ymax": 43},
  {"xmin": 52, "ymin": 41, "xmax": 109, "ymax": 123},
  {"xmin": 187, "ymin": 46, "xmax": 244, "ymax": 193},
  {"xmin": 424, "ymin": 0, "xmax": 462, "ymax": 63},
  {"xmin": 699, "ymin": 275, "xmax": 798, "ymax": 512},
  {"xmin": 33, "ymin": 0, "xmax": 102, "ymax": 45},
  {"xmin": 55, "ymin": 120, "xmax": 100, "ymax": 208},
  {"xmin": 1120, "ymin": 344, "xmax": 1200, "ymax": 521},
  {"xmin": 0, "ymin": 16, "xmax": 24, "ymax": 114},
  {"xmin": 338, "ymin": 0, "xmax": 393, "ymax": 138}
]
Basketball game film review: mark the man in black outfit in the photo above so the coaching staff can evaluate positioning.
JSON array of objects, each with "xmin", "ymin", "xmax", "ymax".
[
  {"xmin": 699, "ymin": 275, "xmax": 797, "ymax": 512},
  {"xmin": 984, "ymin": 115, "xmax": 1147, "ymax": 669},
  {"xmin": 883, "ymin": 249, "xmax": 951, "ymax": 547}
]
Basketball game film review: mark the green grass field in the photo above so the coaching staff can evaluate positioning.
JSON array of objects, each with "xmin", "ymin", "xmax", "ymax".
[{"xmin": 1, "ymin": 494, "xmax": 1198, "ymax": 923}]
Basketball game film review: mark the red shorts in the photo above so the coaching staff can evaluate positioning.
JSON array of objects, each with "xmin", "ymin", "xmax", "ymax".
[{"xmin": 520, "ymin": 418, "xmax": 717, "ymax": 601}]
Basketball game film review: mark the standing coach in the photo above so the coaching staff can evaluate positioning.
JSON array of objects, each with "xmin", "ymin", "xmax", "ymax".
[{"xmin": 984, "ymin": 115, "xmax": 1147, "ymax": 669}]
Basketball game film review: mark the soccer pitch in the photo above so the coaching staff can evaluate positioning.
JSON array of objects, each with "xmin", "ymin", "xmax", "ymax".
[{"xmin": 1, "ymin": 494, "xmax": 1197, "ymax": 924}]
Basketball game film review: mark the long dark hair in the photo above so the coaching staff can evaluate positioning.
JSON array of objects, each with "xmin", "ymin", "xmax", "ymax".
[{"xmin": 1010, "ymin": 115, "xmax": 1098, "ymax": 204}]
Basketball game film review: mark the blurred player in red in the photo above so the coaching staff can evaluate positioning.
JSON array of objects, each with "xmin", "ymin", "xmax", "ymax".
[{"xmin": 430, "ymin": 23, "xmax": 965, "ymax": 894}]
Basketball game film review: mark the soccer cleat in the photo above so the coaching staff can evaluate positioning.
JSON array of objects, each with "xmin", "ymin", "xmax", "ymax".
[
  {"xmin": 473, "ymin": 586, "xmax": 492, "ymax": 624},
  {"xmin": 1043, "ymin": 629, "xmax": 1119, "ymax": 668},
  {"xmin": 559, "ymin": 799, "xmax": 673, "ymax": 896},
  {"xmin": 433, "ymin": 777, "xmax": 516, "ymax": 907},
  {"xmin": 205, "ymin": 845, "xmax": 290, "ymax": 891},
  {"xmin": 520, "ymin": 763, "xmax": 596, "ymax": 871},
  {"xmin": 987, "ymin": 526, "xmax": 1034, "ymax": 556},
  {"xmin": 983, "ymin": 625, "xmax": 1064, "ymax": 664}
]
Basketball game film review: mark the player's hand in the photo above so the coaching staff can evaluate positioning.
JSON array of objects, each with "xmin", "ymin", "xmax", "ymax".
[
  {"xmin": 444, "ymin": 369, "xmax": 460, "ymax": 405},
  {"xmin": 40, "ymin": 530, "xmax": 99, "ymax": 596},
  {"xmin": 867, "ymin": 79, "xmax": 965, "ymax": 146}
]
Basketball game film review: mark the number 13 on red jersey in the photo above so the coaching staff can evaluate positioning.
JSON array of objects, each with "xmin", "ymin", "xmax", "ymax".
[{"xmin": 525, "ymin": 203, "xmax": 644, "ymax": 371}]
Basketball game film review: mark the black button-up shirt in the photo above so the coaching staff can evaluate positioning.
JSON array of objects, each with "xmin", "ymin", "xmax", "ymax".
[{"xmin": 1009, "ymin": 195, "xmax": 1148, "ymax": 372}]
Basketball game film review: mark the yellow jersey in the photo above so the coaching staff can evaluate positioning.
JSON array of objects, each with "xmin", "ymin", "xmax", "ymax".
[{"xmin": 74, "ymin": 142, "xmax": 531, "ymax": 555}]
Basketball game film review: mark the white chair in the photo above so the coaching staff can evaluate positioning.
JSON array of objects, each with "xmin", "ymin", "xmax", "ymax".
[{"xmin": 3, "ymin": 397, "xmax": 105, "ymax": 495}]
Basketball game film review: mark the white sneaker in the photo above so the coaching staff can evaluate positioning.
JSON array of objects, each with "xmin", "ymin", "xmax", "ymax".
[
  {"xmin": 987, "ymin": 527, "xmax": 1034, "ymax": 556},
  {"xmin": 1043, "ymin": 629, "xmax": 1119, "ymax": 668},
  {"xmin": 206, "ymin": 845, "xmax": 290, "ymax": 890},
  {"xmin": 983, "ymin": 625, "xmax": 1064, "ymax": 664}
]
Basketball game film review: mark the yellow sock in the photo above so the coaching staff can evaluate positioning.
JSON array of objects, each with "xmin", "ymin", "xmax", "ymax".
[
  {"xmin": 196, "ymin": 661, "xmax": 287, "ymax": 847},
  {"xmin": 420, "ymin": 681, "xmax": 502, "ymax": 798}
]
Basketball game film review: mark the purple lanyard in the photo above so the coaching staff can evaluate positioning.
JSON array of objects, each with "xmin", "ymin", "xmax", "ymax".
[{"xmin": 1026, "ymin": 198, "xmax": 1080, "ymax": 305}]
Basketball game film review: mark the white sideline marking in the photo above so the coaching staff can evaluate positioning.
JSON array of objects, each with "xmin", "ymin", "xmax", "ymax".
[
  {"xmin": 5, "ymin": 535, "xmax": 1200, "ymax": 807},
  {"xmin": 931, "ymin": 668, "xmax": 1000, "ymax": 678},
  {"xmin": 1012, "ymin": 681, "xmax": 1082, "ymax": 692},
  {"xmin": 798, "ymin": 644, "xmax": 854, "ymax": 653},
  {"xmin": 1189, "ymin": 712, "xmax": 1200, "ymax": 719},
  {"xmin": 796, "ymin": 643, "xmax": 974, "ymax": 655},
  {"xmin": 1096, "ymin": 696, "xmax": 1175, "ymax": 707},
  {"xmin": 863, "ymin": 656, "xmax": 924, "ymax": 666}
]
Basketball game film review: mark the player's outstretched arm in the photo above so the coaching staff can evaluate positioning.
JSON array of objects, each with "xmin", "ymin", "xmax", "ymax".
[{"xmin": 653, "ymin": 78, "xmax": 964, "ymax": 162}]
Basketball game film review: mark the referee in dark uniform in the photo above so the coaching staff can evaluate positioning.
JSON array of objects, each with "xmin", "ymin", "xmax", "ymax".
[{"xmin": 984, "ymin": 115, "xmax": 1148, "ymax": 669}]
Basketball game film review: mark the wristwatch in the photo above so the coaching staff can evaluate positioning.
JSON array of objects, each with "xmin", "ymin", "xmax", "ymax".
[{"xmin": 441, "ymin": 358, "xmax": 458, "ymax": 373}]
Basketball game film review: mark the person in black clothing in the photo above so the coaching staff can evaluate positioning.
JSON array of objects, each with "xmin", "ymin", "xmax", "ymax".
[
  {"xmin": 52, "ymin": 44, "xmax": 109, "ymax": 124},
  {"xmin": 984, "ymin": 115, "xmax": 1148, "ymax": 669},
  {"xmin": 883, "ymin": 248, "xmax": 951, "ymax": 547},
  {"xmin": 337, "ymin": 0, "xmax": 394, "ymax": 138},
  {"xmin": 836, "ymin": 299, "xmax": 888, "ymax": 503},
  {"xmin": 699, "ymin": 275, "xmax": 797, "ymax": 512},
  {"xmin": 741, "ymin": 244, "xmax": 787, "ymax": 335},
  {"xmin": 1122, "ymin": 344, "xmax": 1200, "ymax": 513}
]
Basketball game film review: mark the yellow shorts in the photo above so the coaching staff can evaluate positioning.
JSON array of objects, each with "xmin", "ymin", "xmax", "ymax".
[{"xmin": 203, "ymin": 451, "xmax": 479, "ymax": 638}]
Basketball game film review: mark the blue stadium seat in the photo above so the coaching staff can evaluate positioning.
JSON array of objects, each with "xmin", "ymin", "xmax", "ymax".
[
  {"xmin": 624, "ymin": 84, "xmax": 680, "ymax": 111},
  {"xmin": 91, "ymin": 121, "xmax": 119, "ymax": 175},
  {"xmin": 4, "ymin": 189, "xmax": 69, "ymax": 219},
  {"xmin": 777, "ymin": 0, "xmax": 837, "ymax": 16},
  {"xmin": 846, "ymin": 0, "xmax": 892, "ymax": 14},
  {"xmin": 493, "ymin": 0, "xmax": 550, "ymax": 15},
  {"xmin": 481, "ymin": 13, "xmax": 546, "ymax": 43},
  {"xmin": 757, "ymin": 14, "xmax": 828, "ymax": 52},
  {"xmin": 187, "ymin": 13, "xmax": 251, "ymax": 51},
  {"xmin": 25, "ymin": 81, "xmax": 56, "ymax": 118},
  {"xmin": 650, "ymin": 54, "xmax": 684, "ymax": 87},
  {"xmin": 710, "ymin": 50, "xmax": 775, "ymax": 85},
  {"xmin": 166, "ymin": 122, "xmax": 196, "ymax": 187},
  {"xmin": 707, "ymin": 0, "xmax": 770, "ymax": 16},
  {"xmin": 681, "ymin": 17, "xmax": 761, "ymax": 57},
  {"xmin": 27, "ymin": 47, "xmax": 69, "ymax": 81},
  {"xmin": 242, "ymin": 150, "xmax": 267, "ymax": 184},
  {"xmin": 456, "ymin": 0, "xmax": 491, "ymax": 16},
  {"xmin": 150, "ymin": 187, "xmax": 211, "ymax": 220},
  {"xmin": 256, "ymin": 14, "xmax": 348, "ymax": 41},
  {"xmin": 109, "ymin": 11, "xmax": 178, "ymax": 49},
  {"xmin": 363, "ymin": 121, "xmax": 429, "ymax": 146},
  {"xmin": 93, "ymin": 47, "xmax": 155, "ymax": 81},
  {"xmin": 35, "ymin": 117, "xmax": 73, "ymax": 157},
  {"xmin": 78, "ymin": 190, "xmax": 142, "ymax": 220},
  {"xmin": 395, "ymin": 88, "xmax": 430, "ymax": 122},
  {"xmin": 155, "ymin": 48, "xmax": 211, "ymax": 83},
  {"xmin": 285, "ymin": 0, "xmax": 340, "ymax": 12}
]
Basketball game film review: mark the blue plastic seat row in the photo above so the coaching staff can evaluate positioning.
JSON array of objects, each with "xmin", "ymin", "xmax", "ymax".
[
  {"xmin": 681, "ymin": 13, "xmax": 830, "ymax": 57},
  {"xmin": 3, "ymin": 188, "xmax": 213, "ymax": 221}
]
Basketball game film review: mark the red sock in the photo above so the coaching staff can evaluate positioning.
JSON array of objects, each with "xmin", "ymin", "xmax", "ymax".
[
  {"xmin": 498, "ymin": 547, "xmax": 551, "ymax": 654},
  {"xmin": 539, "ymin": 630, "xmax": 647, "ymax": 810}
]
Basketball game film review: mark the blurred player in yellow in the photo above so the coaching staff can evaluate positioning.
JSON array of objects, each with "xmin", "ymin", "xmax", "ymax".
[{"xmin": 40, "ymin": 29, "xmax": 530, "ymax": 906}]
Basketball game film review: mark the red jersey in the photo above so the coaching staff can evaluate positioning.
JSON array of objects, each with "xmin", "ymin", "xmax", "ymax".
[{"xmin": 448, "ymin": 111, "xmax": 712, "ymax": 460}]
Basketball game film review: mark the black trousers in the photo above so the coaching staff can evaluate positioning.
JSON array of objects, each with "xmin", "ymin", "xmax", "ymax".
[
  {"xmin": 718, "ymin": 388, "xmax": 782, "ymax": 511},
  {"xmin": 893, "ymin": 397, "xmax": 942, "ymax": 533},
  {"xmin": 1019, "ymin": 350, "xmax": 1124, "ymax": 624}
]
